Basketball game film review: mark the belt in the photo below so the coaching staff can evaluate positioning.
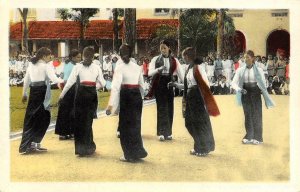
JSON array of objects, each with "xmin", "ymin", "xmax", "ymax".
[
  {"xmin": 121, "ymin": 84, "xmax": 140, "ymax": 89},
  {"xmin": 80, "ymin": 81, "xmax": 96, "ymax": 86},
  {"xmin": 243, "ymin": 82, "xmax": 258, "ymax": 88},
  {"xmin": 188, "ymin": 85, "xmax": 198, "ymax": 89},
  {"xmin": 30, "ymin": 81, "xmax": 45, "ymax": 87}
]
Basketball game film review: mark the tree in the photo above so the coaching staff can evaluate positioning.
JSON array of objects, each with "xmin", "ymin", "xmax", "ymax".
[
  {"xmin": 217, "ymin": 9, "xmax": 224, "ymax": 56},
  {"xmin": 57, "ymin": 8, "xmax": 99, "ymax": 51},
  {"xmin": 148, "ymin": 24, "xmax": 177, "ymax": 56},
  {"xmin": 178, "ymin": 9, "xmax": 235, "ymax": 57},
  {"xmin": 112, "ymin": 8, "xmax": 124, "ymax": 52},
  {"xmin": 124, "ymin": 9, "xmax": 136, "ymax": 51},
  {"xmin": 18, "ymin": 8, "xmax": 29, "ymax": 53}
]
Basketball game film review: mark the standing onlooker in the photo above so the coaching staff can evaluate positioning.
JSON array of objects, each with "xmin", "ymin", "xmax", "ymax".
[
  {"xmin": 284, "ymin": 58, "xmax": 289, "ymax": 95},
  {"xmin": 59, "ymin": 47, "xmax": 106, "ymax": 156},
  {"xmin": 214, "ymin": 54, "xmax": 223, "ymax": 77},
  {"xmin": 106, "ymin": 44, "xmax": 147, "ymax": 162},
  {"xmin": 19, "ymin": 47, "xmax": 64, "ymax": 154},
  {"xmin": 276, "ymin": 54, "xmax": 286, "ymax": 78},
  {"xmin": 231, "ymin": 50, "xmax": 275, "ymax": 145},
  {"xmin": 267, "ymin": 54, "xmax": 276, "ymax": 78},
  {"xmin": 148, "ymin": 39, "xmax": 184, "ymax": 141}
]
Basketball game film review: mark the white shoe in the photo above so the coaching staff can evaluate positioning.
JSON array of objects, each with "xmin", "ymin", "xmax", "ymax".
[
  {"xmin": 252, "ymin": 139, "xmax": 263, "ymax": 145},
  {"xmin": 166, "ymin": 135, "xmax": 173, "ymax": 140},
  {"xmin": 158, "ymin": 135, "xmax": 165, "ymax": 141},
  {"xmin": 242, "ymin": 138, "xmax": 253, "ymax": 144},
  {"xmin": 116, "ymin": 131, "xmax": 120, "ymax": 138}
]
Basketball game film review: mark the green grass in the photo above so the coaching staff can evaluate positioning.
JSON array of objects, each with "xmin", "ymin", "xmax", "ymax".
[{"xmin": 10, "ymin": 87, "xmax": 110, "ymax": 133}]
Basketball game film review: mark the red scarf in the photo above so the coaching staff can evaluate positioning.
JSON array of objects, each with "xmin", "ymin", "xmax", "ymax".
[
  {"xmin": 146, "ymin": 56, "xmax": 177, "ymax": 98},
  {"xmin": 193, "ymin": 65, "xmax": 220, "ymax": 116}
]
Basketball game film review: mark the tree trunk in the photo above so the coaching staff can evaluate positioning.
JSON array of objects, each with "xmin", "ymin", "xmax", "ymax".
[
  {"xmin": 18, "ymin": 8, "xmax": 29, "ymax": 53},
  {"xmin": 217, "ymin": 9, "xmax": 224, "ymax": 56},
  {"xmin": 112, "ymin": 9, "xmax": 119, "ymax": 52},
  {"xmin": 124, "ymin": 8, "xmax": 136, "ymax": 50}
]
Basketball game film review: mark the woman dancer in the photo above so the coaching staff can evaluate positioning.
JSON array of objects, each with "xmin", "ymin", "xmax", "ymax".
[
  {"xmin": 59, "ymin": 47, "xmax": 106, "ymax": 156},
  {"xmin": 147, "ymin": 39, "xmax": 184, "ymax": 141},
  {"xmin": 106, "ymin": 44, "xmax": 147, "ymax": 162},
  {"xmin": 19, "ymin": 47, "xmax": 64, "ymax": 154},
  {"xmin": 55, "ymin": 49, "xmax": 81, "ymax": 140}
]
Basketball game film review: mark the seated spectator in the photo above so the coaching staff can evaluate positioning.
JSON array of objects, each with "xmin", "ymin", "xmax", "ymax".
[
  {"xmin": 272, "ymin": 76, "xmax": 283, "ymax": 95},
  {"xmin": 16, "ymin": 73, "xmax": 24, "ymax": 87},
  {"xmin": 267, "ymin": 76, "xmax": 273, "ymax": 94}
]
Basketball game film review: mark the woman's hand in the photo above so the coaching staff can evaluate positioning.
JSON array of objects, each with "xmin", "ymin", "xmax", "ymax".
[
  {"xmin": 22, "ymin": 95, "xmax": 27, "ymax": 104},
  {"xmin": 157, "ymin": 66, "xmax": 166, "ymax": 73},
  {"xmin": 106, "ymin": 106, "xmax": 113, "ymax": 115}
]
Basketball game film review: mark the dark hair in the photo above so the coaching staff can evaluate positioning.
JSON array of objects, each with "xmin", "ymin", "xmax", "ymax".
[
  {"xmin": 160, "ymin": 39, "xmax": 172, "ymax": 54},
  {"xmin": 31, "ymin": 47, "xmax": 52, "ymax": 64},
  {"xmin": 82, "ymin": 47, "xmax": 94, "ymax": 66},
  {"xmin": 182, "ymin": 47, "xmax": 202, "ymax": 64},
  {"xmin": 246, "ymin": 50, "xmax": 255, "ymax": 58},
  {"xmin": 119, "ymin": 44, "xmax": 132, "ymax": 64},
  {"xmin": 65, "ymin": 49, "xmax": 80, "ymax": 64}
]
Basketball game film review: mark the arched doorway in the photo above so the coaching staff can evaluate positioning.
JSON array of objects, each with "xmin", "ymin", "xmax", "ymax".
[
  {"xmin": 266, "ymin": 30, "xmax": 290, "ymax": 57},
  {"xmin": 233, "ymin": 30, "xmax": 246, "ymax": 56}
]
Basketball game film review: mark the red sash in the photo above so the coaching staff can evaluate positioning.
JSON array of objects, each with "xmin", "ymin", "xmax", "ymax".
[{"xmin": 194, "ymin": 65, "xmax": 220, "ymax": 116}]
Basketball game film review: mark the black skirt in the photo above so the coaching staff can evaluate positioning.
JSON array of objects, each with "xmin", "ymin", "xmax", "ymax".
[
  {"xmin": 19, "ymin": 85, "xmax": 50, "ymax": 153},
  {"xmin": 185, "ymin": 86, "xmax": 215, "ymax": 153},
  {"xmin": 55, "ymin": 84, "xmax": 76, "ymax": 136},
  {"xmin": 154, "ymin": 75, "xmax": 174, "ymax": 137},
  {"xmin": 241, "ymin": 84, "xmax": 263, "ymax": 142},
  {"xmin": 73, "ymin": 85, "xmax": 97, "ymax": 155},
  {"xmin": 119, "ymin": 87, "xmax": 147, "ymax": 160}
]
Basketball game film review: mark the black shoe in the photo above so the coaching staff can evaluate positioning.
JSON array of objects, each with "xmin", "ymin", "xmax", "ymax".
[
  {"xmin": 59, "ymin": 135, "xmax": 71, "ymax": 140},
  {"xmin": 20, "ymin": 147, "xmax": 36, "ymax": 155},
  {"xmin": 36, "ymin": 147, "xmax": 47, "ymax": 152}
]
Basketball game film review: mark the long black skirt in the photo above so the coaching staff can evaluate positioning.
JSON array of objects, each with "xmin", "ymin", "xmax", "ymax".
[
  {"xmin": 154, "ymin": 75, "xmax": 174, "ymax": 137},
  {"xmin": 241, "ymin": 85, "xmax": 263, "ymax": 142},
  {"xmin": 73, "ymin": 85, "xmax": 97, "ymax": 155},
  {"xmin": 55, "ymin": 84, "xmax": 76, "ymax": 136},
  {"xmin": 119, "ymin": 87, "xmax": 147, "ymax": 160},
  {"xmin": 185, "ymin": 86, "xmax": 215, "ymax": 154},
  {"xmin": 19, "ymin": 85, "xmax": 50, "ymax": 153}
]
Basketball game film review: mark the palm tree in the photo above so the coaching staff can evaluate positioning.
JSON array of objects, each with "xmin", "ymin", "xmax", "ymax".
[
  {"xmin": 217, "ymin": 9, "xmax": 224, "ymax": 56},
  {"xmin": 57, "ymin": 8, "xmax": 99, "ymax": 51}
]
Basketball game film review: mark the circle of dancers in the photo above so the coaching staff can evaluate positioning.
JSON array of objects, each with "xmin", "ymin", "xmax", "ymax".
[{"xmin": 18, "ymin": 39, "xmax": 276, "ymax": 163}]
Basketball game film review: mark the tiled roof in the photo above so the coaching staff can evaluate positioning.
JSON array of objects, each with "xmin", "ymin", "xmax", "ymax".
[{"xmin": 10, "ymin": 19, "xmax": 179, "ymax": 40}]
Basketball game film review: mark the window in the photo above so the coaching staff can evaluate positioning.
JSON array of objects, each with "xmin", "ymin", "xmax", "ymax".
[
  {"xmin": 271, "ymin": 9, "xmax": 288, "ymax": 17},
  {"xmin": 154, "ymin": 8, "xmax": 170, "ymax": 15},
  {"xmin": 271, "ymin": 12, "xmax": 288, "ymax": 17}
]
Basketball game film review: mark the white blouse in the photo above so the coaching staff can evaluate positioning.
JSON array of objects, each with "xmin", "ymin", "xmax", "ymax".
[
  {"xmin": 23, "ymin": 60, "xmax": 63, "ymax": 97},
  {"xmin": 60, "ymin": 63, "xmax": 106, "ymax": 98},
  {"xmin": 108, "ymin": 60, "xmax": 144, "ymax": 113},
  {"xmin": 243, "ymin": 67, "xmax": 257, "ymax": 83},
  {"xmin": 148, "ymin": 55, "xmax": 184, "ymax": 82},
  {"xmin": 186, "ymin": 65, "xmax": 209, "ymax": 87}
]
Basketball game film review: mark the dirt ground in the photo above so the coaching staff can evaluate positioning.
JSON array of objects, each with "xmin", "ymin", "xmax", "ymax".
[{"xmin": 10, "ymin": 95, "xmax": 289, "ymax": 182}]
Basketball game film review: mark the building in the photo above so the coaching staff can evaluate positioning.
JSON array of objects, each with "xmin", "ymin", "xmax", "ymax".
[{"xmin": 9, "ymin": 8, "xmax": 289, "ymax": 58}]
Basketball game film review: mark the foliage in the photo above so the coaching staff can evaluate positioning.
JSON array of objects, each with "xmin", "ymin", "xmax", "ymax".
[
  {"xmin": 57, "ymin": 8, "xmax": 99, "ymax": 50},
  {"xmin": 10, "ymin": 87, "xmax": 110, "ymax": 132}
]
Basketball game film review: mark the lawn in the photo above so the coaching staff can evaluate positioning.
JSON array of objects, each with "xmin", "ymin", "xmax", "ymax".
[{"xmin": 9, "ymin": 87, "xmax": 110, "ymax": 133}]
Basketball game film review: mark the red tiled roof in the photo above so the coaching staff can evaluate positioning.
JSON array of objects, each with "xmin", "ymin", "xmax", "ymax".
[
  {"xmin": 137, "ymin": 19, "xmax": 179, "ymax": 39},
  {"xmin": 10, "ymin": 19, "xmax": 179, "ymax": 40}
]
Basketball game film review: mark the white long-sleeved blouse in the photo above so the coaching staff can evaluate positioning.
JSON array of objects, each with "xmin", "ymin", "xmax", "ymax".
[
  {"xmin": 108, "ymin": 60, "xmax": 144, "ymax": 113},
  {"xmin": 60, "ymin": 63, "xmax": 106, "ymax": 98}
]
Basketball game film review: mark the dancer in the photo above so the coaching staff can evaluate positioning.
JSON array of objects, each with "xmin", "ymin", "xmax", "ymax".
[
  {"xmin": 59, "ymin": 47, "xmax": 106, "ymax": 156},
  {"xmin": 55, "ymin": 49, "xmax": 81, "ymax": 140},
  {"xmin": 231, "ymin": 50, "xmax": 275, "ymax": 145},
  {"xmin": 106, "ymin": 44, "xmax": 147, "ymax": 162},
  {"xmin": 19, "ymin": 47, "xmax": 64, "ymax": 154},
  {"xmin": 171, "ymin": 47, "xmax": 220, "ymax": 156},
  {"xmin": 147, "ymin": 39, "xmax": 184, "ymax": 141}
]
